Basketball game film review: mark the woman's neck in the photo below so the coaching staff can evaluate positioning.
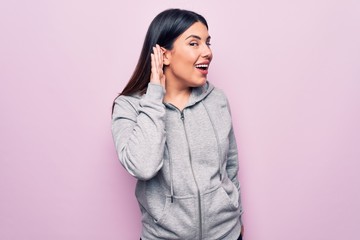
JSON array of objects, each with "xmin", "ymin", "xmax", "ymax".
[{"xmin": 164, "ymin": 83, "xmax": 191, "ymax": 111}]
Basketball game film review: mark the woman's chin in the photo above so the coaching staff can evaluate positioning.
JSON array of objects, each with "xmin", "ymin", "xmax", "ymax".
[{"xmin": 192, "ymin": 78, "xmax": 207, "ymax": 87}]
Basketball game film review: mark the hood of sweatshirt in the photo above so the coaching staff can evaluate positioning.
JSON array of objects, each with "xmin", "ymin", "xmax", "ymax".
[{"xmin": 186, "ymin": 81, "xmax": 215, "ymax": 107}]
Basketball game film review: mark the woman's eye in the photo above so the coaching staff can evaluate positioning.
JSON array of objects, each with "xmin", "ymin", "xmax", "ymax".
[
  {"xmin": 189, "ymin": 42, "xmax": 198, "ymax": 46},
  {"xmin": 206, "ymin": 42, "xmax": 211, "ymax": 46}
]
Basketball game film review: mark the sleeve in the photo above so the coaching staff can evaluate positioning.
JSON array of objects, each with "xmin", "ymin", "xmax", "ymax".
[
  {"xmin": 111, "ymin": 83, "xmax": 166, "ymax": 180},
  {"xmin": 225, "ymin": 99, "xmax": 244, "ymax": 224}
]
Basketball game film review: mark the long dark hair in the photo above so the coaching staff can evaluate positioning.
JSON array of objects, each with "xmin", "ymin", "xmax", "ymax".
[{"xmin": 112, "ymin": 9, "xmax": 208, "ymax": 111}]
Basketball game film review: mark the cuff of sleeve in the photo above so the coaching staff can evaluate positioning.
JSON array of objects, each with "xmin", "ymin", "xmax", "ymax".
[{"xmin": 145, "ymin": 83, "xmax": 165, "ymax": 101}]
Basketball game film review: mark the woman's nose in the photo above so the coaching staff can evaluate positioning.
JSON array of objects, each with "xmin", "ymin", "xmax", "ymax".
[{"xmin": 201, "ymin": 45, "xmax": 212, "ymax": 59}]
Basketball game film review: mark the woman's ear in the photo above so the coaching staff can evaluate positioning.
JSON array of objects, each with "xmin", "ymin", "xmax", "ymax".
[{"xmin": 161, "ymin": 47, "xmax": 171, "ymax": 66}]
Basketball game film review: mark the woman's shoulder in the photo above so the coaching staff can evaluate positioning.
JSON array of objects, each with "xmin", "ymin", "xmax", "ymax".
[
  {"xmin": 112, "ymin": 93, "xmax": 142, "ymax": 116},
  {"xmin": 206, "ymin": 84, "xmax": 229, "ymax": 103},
  {"xmin": 114, "ymin": 93, "xmax": 141, "ymax": 104},
  {"xmin": 204, "ymin": 83, "xmax": 234, "ymax": 113}
]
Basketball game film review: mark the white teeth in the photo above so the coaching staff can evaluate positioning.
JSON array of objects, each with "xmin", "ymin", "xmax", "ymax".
[{"xmin": 195, "ymin": 64, "xmax": 209, "ymax": 68}]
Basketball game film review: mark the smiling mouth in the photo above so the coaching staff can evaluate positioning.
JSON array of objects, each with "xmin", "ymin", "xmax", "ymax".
[{"xmin": 195, "ymin": 64, "xmax": 209, "ymax": 71}]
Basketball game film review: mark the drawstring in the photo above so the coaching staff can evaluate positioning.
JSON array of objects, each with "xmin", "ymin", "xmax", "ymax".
[
  {"xmin": 201, "ymin": 101, "xmax": 223, "ymax": 181},
  {"xmin": 165, "ymin": 142, "xmax": 174, "ymax": 203}
]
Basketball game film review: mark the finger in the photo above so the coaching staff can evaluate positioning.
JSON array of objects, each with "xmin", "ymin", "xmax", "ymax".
[
  {"xmin": 150, "ymin": 53, "xmax": 155, "ymax": 72},
  {"xmin": 154, "ymin": 45, "xmax": 161, "ymax": 73},
  {"xmin": 150, "ymin": 53, "xmax": 154, "ymax": 70},
  {"xmin": 160, "ymin": 47, "xmax": 166, "ymax": 65},
  {"xmin": 152, "ymin": 47, "xmax": 159, "ymax": 74},
  {"xmin": 150, "ymin": 53, "xmax": 156, "ymax": 79},
  {"xmin": 156, "ymin": 44, "xmax": 163, "ymax": 68}
]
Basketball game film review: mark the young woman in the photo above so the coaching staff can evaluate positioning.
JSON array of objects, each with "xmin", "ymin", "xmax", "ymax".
[{"xmin": 112, "ymin": 8, "xmax": 244, "ymax": 240}]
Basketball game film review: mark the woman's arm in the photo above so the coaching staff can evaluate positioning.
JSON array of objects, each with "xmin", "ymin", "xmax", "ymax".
[
  {"xmin": 112, "ymin": 45, "xmax": 166, "ymax": 180},
  {"xmin": 224, "ymin": 100, "xmax": 244, "ymax": 226},
  {"xmin": 112, "ymin": 84, "xmax": 166, "ymax": 180}
]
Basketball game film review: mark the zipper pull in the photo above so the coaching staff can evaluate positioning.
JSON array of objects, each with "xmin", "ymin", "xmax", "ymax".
[{"xmin": 180, "ymin": 111, "xmax": 184, "ymax": 120}]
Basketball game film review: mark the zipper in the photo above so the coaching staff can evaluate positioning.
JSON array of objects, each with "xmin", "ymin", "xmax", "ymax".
[{"xmin": 180, "ymin": 110, "xmax": 203, "ymax": 240}]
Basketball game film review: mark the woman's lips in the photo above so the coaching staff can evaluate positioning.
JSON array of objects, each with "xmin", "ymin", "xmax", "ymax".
[
  {"xmin": 194, "ymin": 63, "xmax": 209, "ymax": 75},
  {"xmin": 195, "ymin": 67, "xmax": 208, "ymax": 75}
]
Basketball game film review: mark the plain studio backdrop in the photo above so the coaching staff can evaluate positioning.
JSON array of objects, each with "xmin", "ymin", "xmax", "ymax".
[{"xmin": 1, "ymin": 0, "xmax": 359, "ymax": 239}]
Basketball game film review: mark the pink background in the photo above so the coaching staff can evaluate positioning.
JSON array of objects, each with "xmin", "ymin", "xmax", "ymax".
[{"xmin": 1, "ymin": 0, "xmax": 359, "ymax": 239}]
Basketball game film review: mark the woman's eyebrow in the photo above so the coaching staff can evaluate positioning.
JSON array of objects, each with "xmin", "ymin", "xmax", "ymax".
[{"xmin": 185, "ymin": 35, "xmax": 211, "ymax": 40}]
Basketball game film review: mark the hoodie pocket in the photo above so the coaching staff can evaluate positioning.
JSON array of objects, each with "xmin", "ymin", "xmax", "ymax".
[
  {"xmin": 153, "ymin": 196, "xmax": 198, "ymax": 239},
  {"xmin": 203, "ymin": 184, "xmax": 240, "ymax": 239},
  {"xmin": 219, "ymin": 186, "xmax": 239, "ymax": 210}
]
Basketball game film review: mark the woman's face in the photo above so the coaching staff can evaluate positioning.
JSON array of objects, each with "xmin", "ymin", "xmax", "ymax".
[{"xmin": 164, "ymin": 22, "xmax": 212, "ymax": 89}]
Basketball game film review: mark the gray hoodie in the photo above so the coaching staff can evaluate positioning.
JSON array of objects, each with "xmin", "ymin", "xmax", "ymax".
[{"xmin": 112, "ymin": 82, "xmax": 243, "ymax": 240}]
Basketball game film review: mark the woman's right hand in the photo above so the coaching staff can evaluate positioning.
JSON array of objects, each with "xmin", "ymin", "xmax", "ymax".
[{"xmin": 150, "ymin": 44, "xmax": 166, "ymax": 88}]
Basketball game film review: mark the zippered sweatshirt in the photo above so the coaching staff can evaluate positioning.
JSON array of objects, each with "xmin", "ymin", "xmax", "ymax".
[{"xmin": 112, "ymin": 82, "xmax": 243, "ymax": 240}]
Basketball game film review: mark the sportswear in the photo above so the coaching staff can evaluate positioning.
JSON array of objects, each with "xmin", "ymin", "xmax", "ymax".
[{"xmin": 112, "ymin": 82, "xmax": 243, "ymax": 239}]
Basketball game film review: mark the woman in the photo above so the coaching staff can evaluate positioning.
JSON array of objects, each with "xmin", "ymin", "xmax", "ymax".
[{"xmin": 112, "ymin": 8, "xmax": 243, "ymax": 240}]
